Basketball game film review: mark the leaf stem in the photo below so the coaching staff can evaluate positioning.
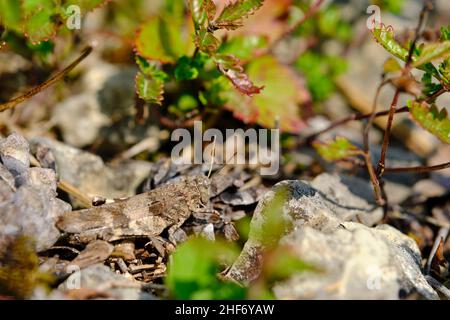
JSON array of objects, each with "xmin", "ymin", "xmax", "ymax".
[{"xmin": 376, "ymin": 88, "xmax": 401, "ymax": 177}]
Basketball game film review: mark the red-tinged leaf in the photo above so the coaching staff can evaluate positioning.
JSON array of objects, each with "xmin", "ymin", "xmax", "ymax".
[
  {"xmin": 372, "ymin": 23, "xmax": 410, "ymax": 62},
  {"xmin": 213, "ymin": 0, "xmax": 264, "ymax": 30},
  {"xmin": 214, "ymin": 54, "xmax": 263, "ymax": 96},
  {"xmin": 195, "ymin": 28, "xmax": 221, "ymax": 54},
  {"xmin": 312, "ymin": 137, "xmax": 362, "ymax": 161},
  {"xmin": 222, "ymin": 55, "xmax": 309, "ymax": 133},
  {"xmin": 408, "ymin": 101, "xmax": 450, "ymax": 143},
  {"xmin": 135, "ymin": 72, "xmax": 164, "ymax": 105}
]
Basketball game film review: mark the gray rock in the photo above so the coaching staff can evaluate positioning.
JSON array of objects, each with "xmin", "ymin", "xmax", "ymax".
[
  {"xmin": 59, "ymin": 264, "xmax": 156, "ymax": 300},
  {"xmin": 273, "ymin": 223, "xmax": 437, "ymax": 299},
  {"xmin": 0, "ymin": 133, "xmax": 30, "ymax": 178},
  {"xmin": 53, "ymin": 62, "xmax": 160, "ymax": 152},
  {"xmin": 53, "ymin": 93, "xmax": 110, "ymax": 148},
  {"xmin": 225, "ymin": 174, "xmax": 438, "ymax": 300},
  {"xmin": 309, "ymin": 173, "xmax": 383, "ymax": 225},
  {"xmin": 30, "ymin": 137, "xmax": 152, "ymax": 200},
  {"xmin": 0, "ymin": 133, "xmax": 72, "ymax": 252}
]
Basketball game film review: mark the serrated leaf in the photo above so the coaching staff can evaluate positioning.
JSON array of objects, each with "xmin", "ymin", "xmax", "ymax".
[
  {"xmin": 408, "ymin": 101, "xmax": 450, "ymax": 143},
  {"xmin": 222, "ymin": 55, "xmax": 308, "ymax": 133},
  {"xmin": 413, "ymin": 41, "xmax": 450, "ymax": 68},
  {"xmin": 213, "ymin": 0, "xmax": 264, "ymax": 30},
  {"xmin": 313, "ymin": 137, "xmax": 362, "ymax": 161},
  {"xmin": 214, "ymin": 53, "xmax": 263, "ymax": 96},
  {"xmin": 439, "ymin": 59, "xmax": 450, "ymax": 83},
  {"xmin": 22, "ymin": 0, "xmax": 61, "ymax": 44},
  {"xmin": 372, "ymin": 23, "xmax": 410, "ymax": 62},
  {"xmin": 194, "ymin": 27, "xmax": 221, "ymax": 54},
  {"xmin": 189, "ymin": 0, "xmax": 216, "ymax": 29},
  {"xmin": 135, "ymin": 71, "xmax": 165, "ymax": 105}
]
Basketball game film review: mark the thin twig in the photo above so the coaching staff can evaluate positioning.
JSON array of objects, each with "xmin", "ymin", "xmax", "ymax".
[
  {"xmin": 426, "ymin": 227, "xmax": 449, "ymax": 275},
  {"xmin": 363, "ymin": 79, "xmax": 390, "ymax": 152},
  {"xmin": 58, "ymin": 180, "xmax": 92, "ymax": 208},
  {"xmin": 363, "ymin": 152, "xmax": 384, "ymax": 205},
  {"xmin": 0, "ymin": 46, "xmax": 93, "ymax": 112},
  {"xmin": 376, "ymin": 1, "xmax": 431, "ymax": 178},
  {"xmin": 376, "ymin": 88, "xmax": 401, "ymax": 177},
  {"xmin": 384, "ymin": 161, "xmax": 450, "ymax": 174},
  {"xmin": 300, "ymin": 106, "xmax": 409, "ymax": 145}
]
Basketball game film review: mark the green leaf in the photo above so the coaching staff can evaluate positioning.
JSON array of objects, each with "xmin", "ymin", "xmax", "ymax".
[
  {"xmin": 213, "ymin": 0, "xmax": 264, "ymax": 30},
  {"xmin": 195, "ymin": 27, "xmax": 221, "ymax": 54},
  {"xmin": 0, "ymin": 0, "xmax": 21, "ymax": 32},
  {"xmin": 440, "ymin": 25, "xmax": 450, "ymax": 41},
  {"xmin": 421, "ymin": 72, "xmax": 443, "ymax": 96},
  {"xmin": 439, "ymin": 58, "xmax": 450, "ymax": 83},
  {"xmin": 189, "ymin": 0, "xmax": 216, "ymax": 29},
  {"xmin": 223, "ymin": 55, "xmax": 308, "ymax": 133},
  {"xmin": 174, "ymin": 56, "xmax": 200, "ymax": 81},
  {"xmin": 214, "ymin": 53, "xmax": 263, "ymax": 96},
  {"xmin": 313, "ymin": 137, "xmax": 362, "ymax": 161},
  {"xmin": 22, "ymin": 0, "xmax": 61, "ymax": 44},
  {"xmin": 135, "ymin": 71, "xmax": 165, "ymax": 105},
  {"xmin": 166, "ymin": 238, "xmax": 245, "ymax": 300},
  {"xmin": 372, "ymin": 23, "xmax": 410, "ymax": 62},
  {"xmin": 218, "ymin": 35, "xmax": 267, "ymax": 61},
  {"xmin": 413, "ymin": 41, "xmax": 450, "ymax": 68},
  {"xmin": 408, "ymin": 101, "xmax": 450, "ymax": 143},
  {"xmin": 0, "ymin": 0, "xmax": 108, "ymax": 44}
]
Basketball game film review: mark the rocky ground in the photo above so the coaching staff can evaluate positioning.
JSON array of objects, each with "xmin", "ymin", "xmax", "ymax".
[{"xmin": 0, "ymin": 0, "xmax": 449, "ymax": 300}]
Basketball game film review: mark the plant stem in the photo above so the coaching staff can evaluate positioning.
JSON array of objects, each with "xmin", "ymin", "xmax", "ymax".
[
  {"xmin": 376, "ymin": 88, "xmax": 401, "ymax": 177},
  {"xmin": 0, "ymin": 46, "xmax": 93, "ymax": 112},
  {"xmin": 301, "ymin": 106, "xmax": 409, "ymax": 145},
  {"xmin": 376, "ymin": 1, "xmax": 432, "ymax": 179},
  {"xmin": 363, "ymin": 152, "xmax": 384, "ymax": 206},
  {"xmin": 384, "ymin": 161, "xmax": 450, "ymax": 174}
]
